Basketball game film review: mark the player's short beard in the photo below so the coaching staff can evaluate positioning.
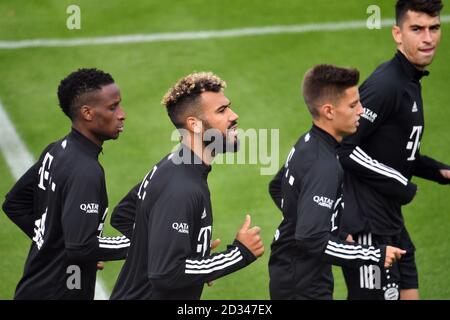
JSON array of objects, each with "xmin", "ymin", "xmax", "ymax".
[{"xmin": 201, "ymin": 119, "xmax": 239, "ymax": 156}]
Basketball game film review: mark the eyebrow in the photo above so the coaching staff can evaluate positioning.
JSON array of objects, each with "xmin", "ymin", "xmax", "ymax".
[
  {"xmin": 108, "ymin": 98, "xmax": 121, "ymax": 107},
  {"xmin": 216, "ymin": 102, "xmax": 231, "ymax": 111},
  {"xmin": 410, "ymin": 23, "xmax": 441, "ymax": 29}
]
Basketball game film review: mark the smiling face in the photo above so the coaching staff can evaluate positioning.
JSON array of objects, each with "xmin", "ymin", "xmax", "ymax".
[
  {"xmin": 84, "ymin": 83, "xmax": 126, "ymax": 144},
  {"xmin": 198, "ymin": 91, "xmax": 239, "ymax": 152},
  {"xmin": 393, "ymin": 10, "xmax": 441, "ymax": 70}
]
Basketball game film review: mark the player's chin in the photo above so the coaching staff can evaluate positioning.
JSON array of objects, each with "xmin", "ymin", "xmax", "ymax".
[
  {"xmin": 106, "ymin": 131, "xmax": 121, "ymax": 140},
  {"xmin": 346, "ymin": 126, "xmax": 358, "ymax": 135}
]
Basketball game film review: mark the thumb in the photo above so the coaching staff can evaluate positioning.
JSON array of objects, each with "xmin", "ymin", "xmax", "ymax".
[
  {"xmin": 241, "ymin": 214, "xmax": 251, "ymax": 231},
  {"xmin": 211, "ymin": 239, "xmax": 221, "ymax": 250},
  {"xmin": 394, "ymin": 249, "xmax": 406, "ymax": 260}
]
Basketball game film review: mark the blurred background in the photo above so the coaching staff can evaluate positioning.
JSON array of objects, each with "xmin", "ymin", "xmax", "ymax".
[{"xmin": 0, "ymin": 0, "xmax": 449, "ymax": 299}]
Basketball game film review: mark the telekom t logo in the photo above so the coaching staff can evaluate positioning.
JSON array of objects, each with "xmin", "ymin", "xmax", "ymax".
[
  {"xmin": 406, "ymin": 126, "xmax": 422, "ymax": 161},
  {"xmin": 197, "ymin": 226, "xmax": 212, "ymax": 257},
  {"xmin": 38, "ymin": 152, "xmax": 54, "ymax": 190}
]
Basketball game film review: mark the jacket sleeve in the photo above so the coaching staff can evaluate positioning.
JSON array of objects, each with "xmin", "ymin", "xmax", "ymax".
[
  {"xmin": 338, "ymin": 81, "xmax": 417, "ymax": 205},
  {"xmin": 412, "ymin": 153, "xmax": 450, "ymax": 184},
  {"xmin": 2, "ymin": 143, "xmax": 62, "ymax": 238},
  {"xmin": 268, "ymin": 166, "xmax": 284, "ymax": 211},
  {"xmin": 62, "ymin": 164, "xmax": 130, "ymax": 263},
  {"xmin": 110, "ymin": 183, "xmax": 140, "ymax": 239},
  {"xmin": 295, "ymin": 160, "xmax": 386, "ymax": 269},
  {"xmin": 147, "ymin": 185, "xmax": 256, "ymax": 291},
  {"xmin": 2, "ymin": 161, "xmax": 40, "ymax": 238}
]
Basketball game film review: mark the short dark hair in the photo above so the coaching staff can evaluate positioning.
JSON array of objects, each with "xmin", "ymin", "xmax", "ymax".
[
  {"xmin": 161, "ymin": 72, "xmax": 226, "ymax": 129},
  {"xmin": 302, "ymin": 64, "xmax": 359, "ymax": 119},
  {"xmin": 396, "ymin": 0, "xmax": 443, "ymax": 25},
  {"xmin": 57, "ymin": 68, "xmax": 114, "ymax": 120}
]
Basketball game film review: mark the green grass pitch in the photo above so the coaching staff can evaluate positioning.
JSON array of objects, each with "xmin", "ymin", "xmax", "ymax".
[{"xmin": 0, "ymin": 0, "xmax": 449, "ymax": 299}]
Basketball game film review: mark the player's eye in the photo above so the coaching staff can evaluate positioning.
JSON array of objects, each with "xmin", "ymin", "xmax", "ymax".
[{"xmin": 110, "ymin": 103, "xmax": 120, "ymax": 111}]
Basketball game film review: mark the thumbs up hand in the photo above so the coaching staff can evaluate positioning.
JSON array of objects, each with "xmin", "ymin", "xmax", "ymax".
[{"xmin": 236, "ymin": 214, "xmax": 264, "ymax": 258}]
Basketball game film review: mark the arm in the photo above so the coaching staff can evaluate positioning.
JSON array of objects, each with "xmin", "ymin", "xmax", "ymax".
[
  {"xmin": 2, "ymin": 161, "xmax": 40, "ymax": 238},
  {"xmin": 295, "ymin": 160, "xmax": 387, "ymax": 269},
  {"xmin": 338, "ymin": 81, "xmax": 417, "ymax": 204},
  {"xmin": 412, "ymin": 153, "xmax": 450, "ymax": 184},
  {"xmin": 62, "ymin": 165, "xmax": 130, "ymax": 263},
  {"xmin": 110, "ymin": 183, "xmax": 140, "ymax": 239},
  {"xmin": 268, "ymin": 166, "xmax": 284, "ymax": 211},
  {"xmin": 147, "ymin": 186, "xmax": 258, "ymax": 291}
]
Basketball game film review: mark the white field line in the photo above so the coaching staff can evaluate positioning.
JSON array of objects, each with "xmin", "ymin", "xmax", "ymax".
[
  {"xmin": 0, "ymin": 99, "xmax": 34, "ymax": 179},
  {"xmin": 0, "ymin": 98, "xmax": 109, "ymax": 300},
  {"xmin": 0, "ymin": 15, "xmax": 449, "ymax": 49}
]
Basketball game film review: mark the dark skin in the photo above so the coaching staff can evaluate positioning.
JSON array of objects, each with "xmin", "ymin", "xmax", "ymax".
[
  {"xmin": 72, "ymin": 83, "xmax": 126, "ymax": 270},
  {"xmin": 73, "ymin": 83, "xmax": 126, "ymax": 147}
]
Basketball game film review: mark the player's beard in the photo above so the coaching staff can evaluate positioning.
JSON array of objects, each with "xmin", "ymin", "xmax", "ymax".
[{"xmin": 201, "ymin": 119, "xmax": 239, "ymax": 156}]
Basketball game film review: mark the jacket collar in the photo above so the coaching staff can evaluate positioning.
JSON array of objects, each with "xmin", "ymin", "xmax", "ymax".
[
  {"xmin": 311, "ymin": 124, "xmax": 340, "ymax": 150},
  {"xmin": 69, "ymin": 128, "xmax": 102, "ymax": 158},
  {"xmin": 173, "ymin": 144, "xmax": 212, "ymax": 179},
  {"xmin": 395, "ymin": 50, "xmax": 430, "ymax": 81}
]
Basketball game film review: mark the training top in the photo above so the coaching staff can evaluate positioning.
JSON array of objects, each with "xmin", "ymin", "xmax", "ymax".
[
  {"xmin": 110, "ymin": 145, "xmax": 256, "ymax": 300},
  {"xmin": 269, "ymin": 125, "xmax": 386, "ymax": 299},
  {"xmin": 337, "ymin": 51, "xmax": 450, "ymax": 236},
  {"xmin": 2, "ymin": 128, "xmax": 130, "ymax": 299}
]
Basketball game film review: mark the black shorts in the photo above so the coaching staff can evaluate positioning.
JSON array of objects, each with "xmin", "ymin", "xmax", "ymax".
[{"xmin": 342, "ymin": 227, "xmax": 418, "ymax": 300}]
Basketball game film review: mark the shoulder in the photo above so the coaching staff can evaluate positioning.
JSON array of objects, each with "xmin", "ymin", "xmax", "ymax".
[
  {"xmin": 298, "ymin": 132, "xmax": 340, "ymax": 176},
  {"xmin": 62, "ymin": 152, "xmax": 102, "ymax": 186},
  {"xmin": 290, "ymin": 132, "xmax": 320, "ymax": 174},
  {"xmin": 153, "ymin": 159, "xmax": 204, "ymax": 198},
  {"xmin": 361, "ymin": 59, "xmax": 408, "ymax": 100}
]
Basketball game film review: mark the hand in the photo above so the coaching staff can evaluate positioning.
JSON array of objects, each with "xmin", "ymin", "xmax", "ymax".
[
  {"xmin": 97, "ymin": 261, "xmax": 104, "ymax": 270},
  {"xmin": 440, "ymin": 169, "xmax": 450, "ymax": 180},
  {"xmin": 236, "ymin": 214, "xmax": 264, "ymax": 258},
  {"xmin": 345, "ymin": 234, "xmax": 355, "ymax": 243},
  {"xmin": 207, "ymin": 239, "xmax": 221, "ymax": 287},
  {"xmin": 384, "ymin": 246, "xmax": 406, "ymax": 268}
]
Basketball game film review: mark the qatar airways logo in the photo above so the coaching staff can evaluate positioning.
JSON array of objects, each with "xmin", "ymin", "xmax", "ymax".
[
  {"xmin": 361, "ymin": 107, "xmax": 378, "ymax": 123},
  {"xmin": 172, "ymin": 222, "xmax": 189, "ymax": 234},
  {"xmin": 313, "ymin": 196, "xmax": 334, "ymax": 209},
  {"xmin": 80, "ymin": 203, "xmax": 99, "ymax": 214}
]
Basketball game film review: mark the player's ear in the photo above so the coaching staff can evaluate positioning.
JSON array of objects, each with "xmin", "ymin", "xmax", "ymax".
[
  {"xmin": 80, "ymin": 105, "xmax": 94, "ymax": 121},
  {"xmin": 392, "ymin": 25, "xmax": 402, "ymax": 46},
  {"xmin": 321, "ymin": 103, "xmax": 334, "ymax": 120},
  {"xmin": 186, "ymin": 116, "xmax": 203, "ymax": 134}
]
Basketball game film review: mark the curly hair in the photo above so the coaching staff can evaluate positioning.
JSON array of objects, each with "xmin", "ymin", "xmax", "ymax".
[
  {"xmin": 302, "ymin": 64, "xmax": 359, "ymax": 119},
  {"xmin": 396, "ymin": 0, "xmax": 443, "ymax": 25},
  {"xmin": 161, "ymin": 72, "xmax": 226, "ymax": 128},
  {"xmin": 57, "ymin": 68, "xmax": 114, "ymax": 120}
]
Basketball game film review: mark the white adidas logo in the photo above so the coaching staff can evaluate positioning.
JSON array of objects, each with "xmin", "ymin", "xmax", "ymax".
[{"xmin": 412, "ymin": 101, "xmax": 418, "ymax": 113}]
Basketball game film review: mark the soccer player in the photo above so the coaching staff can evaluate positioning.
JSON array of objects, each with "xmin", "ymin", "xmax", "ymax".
[
  {"xmin": 110, "ymin": 72, "xmax": 264, "ymax": 300},
  {"xmin": 268, "ymin": 64, "xmax": 405, "ymax": 300},
  {"xmin": 2, "ymin": 68, "xmax": 130, "ymax": 299},
  {"xmin": 337, "ymin": 0, "xmax": 449, "ymax": 300}
]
